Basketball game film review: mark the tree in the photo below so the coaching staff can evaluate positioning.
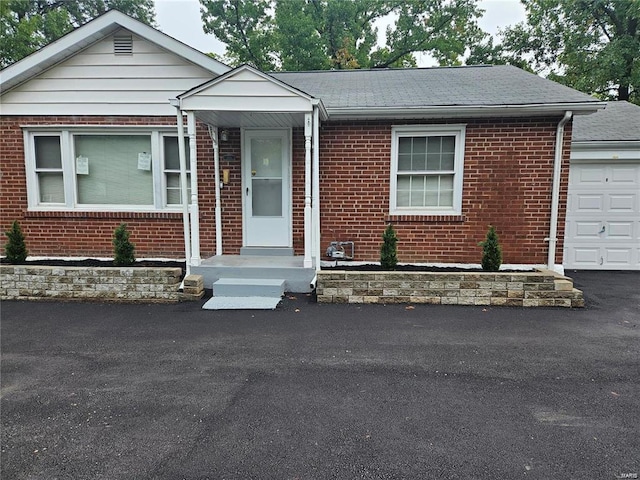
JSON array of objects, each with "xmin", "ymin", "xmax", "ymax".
[
  {"xmin": 500, "ymin": 0, "xmax": 640, "ymax": 104},
  {"xmin": 0, "ymin": 0, "xmax": 156, "ymax": 68},
  {"xmin": 479, "ymin": 225, "xmax": 502, "ymax": 272},
  {"xmin": 200, "ymin": 0, "xmax": 485, "ymax": 71},
  {"xmin": 4, "ymin": 221, "xmax": 28, "ymax": 264},
  {"xmin": 380, "ymin": 223, "xmax": 398, "ymax": 270},
  {"xmin": 113, "ymin": 223, "xmax": 136, "ymax": 266}
]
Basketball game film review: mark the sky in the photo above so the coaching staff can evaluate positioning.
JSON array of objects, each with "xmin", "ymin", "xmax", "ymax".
[{"xmin": 154, "ymin": 0, "xmax": 527, "ymax": 66}]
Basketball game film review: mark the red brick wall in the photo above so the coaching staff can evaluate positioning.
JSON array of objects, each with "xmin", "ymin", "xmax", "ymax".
[
  {"xmin": 1, "ymin": 116, "xmax": 193, "ymax": 258},
  {"xmin": 1, "ymin": 115, "xmax": 571, "ymax": 265},
  {"xmin": 317, "ymin": 117, "xmax": 572, "ymax": 265}
]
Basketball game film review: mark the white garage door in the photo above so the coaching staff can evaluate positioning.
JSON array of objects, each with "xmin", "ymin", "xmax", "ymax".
[{"xmin": 564, "ymin": 163, "xmax": 640, "ymax": 270}]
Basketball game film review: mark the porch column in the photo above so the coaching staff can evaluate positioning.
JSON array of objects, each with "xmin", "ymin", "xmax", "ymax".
[
  {"xmin": 174, "ymin": 106, "xmax": 191, "ymax": 275},
  {"xmin": 187, "ymin": 112, "xmax": 201, "ymax": 266},
  {"xmin": 304, "ymin": 112, "xmax": 313, "ymax": 268},
  {"xmin": 312, "ymin": 105, "xmax": 321, "ymax": 271},
  {"xmin": 210, "ymin": 126, "xmax": 223, "ymax": 256}
]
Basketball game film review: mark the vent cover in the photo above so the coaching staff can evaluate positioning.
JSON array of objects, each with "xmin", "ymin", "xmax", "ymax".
[{"xmin": 113, "ymin": 34, "xmax": 133, "ymax": 55}]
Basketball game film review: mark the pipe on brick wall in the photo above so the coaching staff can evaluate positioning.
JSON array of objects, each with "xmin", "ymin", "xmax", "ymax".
[{"xmin": 547, "ymin": 110, "xmax": 573, "ymax": 272}]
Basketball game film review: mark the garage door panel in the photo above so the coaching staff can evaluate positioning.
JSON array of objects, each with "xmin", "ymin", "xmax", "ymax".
[
  {"xmin": 610, "ymin": 166, "xmax": 639, "ymax": 184},
  {"xmin": 565, "ymin": 162, "xmax": 640, "ymax": 270},
  {"xmin": 607, "ymin": 222, "xmax": 634, "ymax": 239},
  {"xmin": 576, "ymin": 195, "xmax": 604, "ymax": 212},
  {"xmin": 572, "ymin": 248, "xmax": 600, "ymax": 266},
  {"xmin": 604, "ymin": 248, "xmax": 633, "ymax": 265},
  {"xmin": 573, "ymin": 165, "xmax": 606, "ymax": 185},
  {"xmin": 608, "ymin": 194, "xmax": 636, "ymax": 212}
]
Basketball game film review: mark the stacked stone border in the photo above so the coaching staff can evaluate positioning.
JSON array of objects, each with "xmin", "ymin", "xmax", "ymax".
[
  {"xmin": 316, "ymin": 270, "xmax": 584, "ymax": 307},
  {"xmin": 0, "ymin": 265, "xmax": 204, "ymax": 303}
]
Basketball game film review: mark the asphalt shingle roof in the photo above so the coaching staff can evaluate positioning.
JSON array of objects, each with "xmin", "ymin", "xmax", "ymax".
[
  {"xmin": 271, "ymin": 65, "xmax": 599, "ymax": 109},
  {"xmin": 572, "ymin": 101, "xmax": 640, "ymax": 143}
]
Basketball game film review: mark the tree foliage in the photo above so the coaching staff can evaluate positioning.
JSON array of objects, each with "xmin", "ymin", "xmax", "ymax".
[
  {"xmin": 479, "ymin": 225, "xmax": 502, "ymax": 272},
  {"xmin": 500, "ymin": 0, "xmax": 640, "ymax": 103},
  {"xmin": 113, "ymin": 223, "xmax": 136, "ymax": 266},
  {"xmin": 200, "ymin": 0, "xmax": 485, "ymax": 71},
  {"xmin": 0, "ymin": 0, "xmax": 156, "ymax": 68},
  {"xmin": 380, "ymin": 223, "xmax": 398, "ymax": 270},
  {"xmin": 4, "ymin": 221, "xmax": 28, "ymax": 264}
]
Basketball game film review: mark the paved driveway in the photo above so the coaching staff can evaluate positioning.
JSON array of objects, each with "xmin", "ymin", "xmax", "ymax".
[{"xmin": 1, "ymin": 271, "xmax": 638, "ymax": 480}]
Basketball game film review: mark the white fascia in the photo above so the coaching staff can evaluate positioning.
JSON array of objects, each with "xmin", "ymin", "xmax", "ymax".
[{"xmin": 326, "ymin": 102, "xmax": 607, "ymax": 120}]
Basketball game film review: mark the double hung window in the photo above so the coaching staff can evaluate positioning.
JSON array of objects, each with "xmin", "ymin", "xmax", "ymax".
[
  {"xmin": 25, "ymin": 128, "xmax": 190, "ymax": 211},
  {"xmin": 390, "ymin": 125, "xmax": 466, "ymax": 216}
]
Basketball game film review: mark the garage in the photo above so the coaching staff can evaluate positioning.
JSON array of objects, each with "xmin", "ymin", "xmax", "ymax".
[{"xmin": 565, "ymin": 101, "xmax": 640, "ymax": 270}]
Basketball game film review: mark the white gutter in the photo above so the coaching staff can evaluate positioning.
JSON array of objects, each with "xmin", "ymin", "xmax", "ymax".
[
  {"xmin": 326, "ymin": 102, "xmax": 604, "ymax": 120},
  {"xmin": 171, "ymin": 99, "xmax": 191, "ymax": 277},
  {"xmin": 547, "ymin": 110, "xmax": 573, "ymax": 271}
]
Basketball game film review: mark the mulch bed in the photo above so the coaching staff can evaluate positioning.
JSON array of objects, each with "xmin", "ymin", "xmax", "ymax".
[{"xmin": 322, "ymin": 263, "xmax": 526, "ymax": 273}]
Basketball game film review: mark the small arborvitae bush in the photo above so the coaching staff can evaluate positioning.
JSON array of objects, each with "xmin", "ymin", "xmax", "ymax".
[
  {"xmin": 479, "ymin": 225, "xmax": 502, "ymax": 272},
  {"xmin": 380, "ymin": 223, "xmax": 398, "ymax": 270},
  {"xmin": 113, "ymin": 223, "xmax": 136, "ymax": 266},
  {"xmin": 4, "ymin": 220, "xmax": 28, "ymax": 264}
]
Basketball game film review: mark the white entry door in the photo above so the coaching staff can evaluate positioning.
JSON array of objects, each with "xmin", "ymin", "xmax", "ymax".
[
  {"xmin": 243, "ymin": 130, "xmax": 291, "ymax": 247},
  {"xmin": 564, "ymin": 162, "xmax": 640, "ymax": 270}
]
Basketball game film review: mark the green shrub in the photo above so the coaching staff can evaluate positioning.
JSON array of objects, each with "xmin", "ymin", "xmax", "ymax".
[
  {"xmin": 479, "ymin": 225, "xmax": 502, "ymax": 271},
  {"xmin": 4, "ymin": 220, "xmax": 28, "ymax": 264},
  {"xmin": 113, "ymin": 223, "xmax": 136, "ymax": 266},
  {"xmin": 380, "ymin": 223, "xmax": 398, "ymax": 270}
]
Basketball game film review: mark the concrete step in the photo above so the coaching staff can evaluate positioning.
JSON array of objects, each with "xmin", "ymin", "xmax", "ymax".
[
  {"xmin": 212, "ymin": 278, "xmax": 285, "ymax": 298},
  {"xmin": 240, "ymin": 247, "xmax": 294, "ymax": 256},
  {"xmin": 202, "ymin": 296, "xmax": 281, "ymax": 310}
]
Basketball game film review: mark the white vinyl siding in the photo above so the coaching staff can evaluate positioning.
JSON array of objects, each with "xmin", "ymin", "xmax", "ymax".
[
  {"xmin": 390, "ymin": 125, "xmax": 466, "ymax": 216},
  {"xmin": 25, "ymin": 128, "xmax": 190, "ymax": 212},
  {"xmin": 0, "ymin": 29, "xmax": 216, "ymax": 116}
]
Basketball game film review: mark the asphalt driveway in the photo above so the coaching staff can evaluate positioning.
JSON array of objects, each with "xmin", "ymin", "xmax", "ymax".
[{"xmin": 1, "ymin": 271, "xmax": 638, "ymax": 480}]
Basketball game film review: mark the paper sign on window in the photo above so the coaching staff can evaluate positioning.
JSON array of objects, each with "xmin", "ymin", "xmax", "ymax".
[
  {"xmin": 137, "ymin": 152, "xmax": 152, "ymax": 171},
  {"xmin": 76, "ymin": 156, "xmax": 89, "ymax": 175}
]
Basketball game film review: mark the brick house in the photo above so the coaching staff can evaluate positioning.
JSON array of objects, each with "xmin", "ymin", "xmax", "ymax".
[{"xmin": 0, "ymin": 11, "xmax": 605, "ymax": 291}]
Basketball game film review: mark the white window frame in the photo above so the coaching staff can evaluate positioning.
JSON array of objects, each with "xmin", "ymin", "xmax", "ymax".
[
  {"xmin": 390, "ymin": 124, "xmax": 466, "ymax": 216},
  {"xmin": 161, "ymin": 133, "xmax": 191, "ymax": 207},
  {"xmin": 24, "ymin": 126, "xmax": 188, "ymax": 212}
]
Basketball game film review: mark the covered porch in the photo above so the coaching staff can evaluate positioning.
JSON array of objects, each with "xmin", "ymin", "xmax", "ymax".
[{"xmin": 171, "ymin": 65, "xmax": 328, "ymax": 294}]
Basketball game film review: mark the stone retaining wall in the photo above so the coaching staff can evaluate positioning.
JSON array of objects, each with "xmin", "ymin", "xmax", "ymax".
[
  {"xmin": 1, "ymin": 265, "xmax": 184, "ymax": 302},
  {"xmin": 317, "ymin": 270, "xmax": 584, "ymax": 307}
]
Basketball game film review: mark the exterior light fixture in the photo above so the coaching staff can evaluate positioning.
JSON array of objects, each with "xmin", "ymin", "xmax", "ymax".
[{"xmin": 220, "ymin": 129, "xmax": 229, "ymax": 142}]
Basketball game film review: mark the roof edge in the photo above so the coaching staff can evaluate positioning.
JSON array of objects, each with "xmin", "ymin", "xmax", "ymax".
[{"xmin": 325, "ymin": 102, "xmax": 606, "ymax": 120}]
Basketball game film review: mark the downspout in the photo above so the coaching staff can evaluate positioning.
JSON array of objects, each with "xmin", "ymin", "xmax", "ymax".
[
  {"xmin": 171, "ymin": 99, "xmax": 191, "ymax": 277},
  {"xmin": 547, "ymin": 110, "xmax": 572, "ymax": 272},
  {"xmin": 207, "ymin": 126, "xmax": 223, "ymax": 256}
]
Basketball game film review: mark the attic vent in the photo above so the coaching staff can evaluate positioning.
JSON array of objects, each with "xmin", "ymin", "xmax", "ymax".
[{"xmin": 113, "ymin": 34, "xmax": 133, "ymax": 55}]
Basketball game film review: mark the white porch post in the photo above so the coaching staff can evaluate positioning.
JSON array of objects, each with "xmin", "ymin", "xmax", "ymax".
[
  {"xmin": 312, "ymin": 105, "xmax": 321, "ymax": 271},
  {"xmin": 174, "ymin": 105, "xmax": 191, "ymax": 276},
  {"xmin": 187, "ymin": 112, "xmax": 201, "ymax": 266},
  {"xmin": 304, "ymin": 112, "xmax": 313, "ymax": 268},
  {"xmin": 211, "ymin": 126, "xmax": 223, "ymax": 256}
]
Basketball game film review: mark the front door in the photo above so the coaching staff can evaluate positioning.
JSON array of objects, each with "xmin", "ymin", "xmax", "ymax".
[{"xmin": 243, "ymin": 129, "xmax": 291, "ymax": 247}]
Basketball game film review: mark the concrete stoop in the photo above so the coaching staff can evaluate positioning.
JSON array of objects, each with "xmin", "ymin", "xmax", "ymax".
[{"xmin": 202, "ymin": 278, "xmax": 285, "ymax": 310}]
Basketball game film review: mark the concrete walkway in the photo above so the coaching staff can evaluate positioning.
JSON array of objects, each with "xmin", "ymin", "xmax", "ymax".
[{"xmin": 1, "ymin": 271, "xmax": 638, "ymax": 479}]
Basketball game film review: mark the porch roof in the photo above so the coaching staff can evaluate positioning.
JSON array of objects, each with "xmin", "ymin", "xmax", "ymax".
[{"xmin": 176, "ymin": 64, "xmax": 328, "ymax": 127}]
